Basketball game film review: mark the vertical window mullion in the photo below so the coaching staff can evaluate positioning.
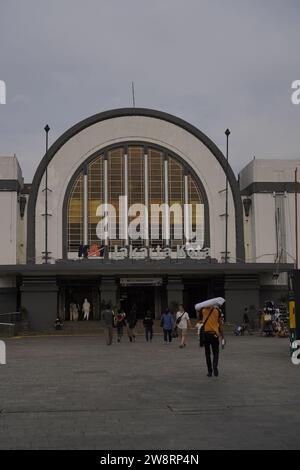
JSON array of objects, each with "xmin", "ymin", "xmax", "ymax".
[
  {"xmin": 164, "ymin": 155, "xmax": 170, "ymax": 246},
  {"xmin": 83, "ymin": 168, "xmax": 88, "ymax": 246},
  {"xmin": 144, "ymin": 147, "xmax": 149, "ymax": 246},
  {"xmin": 124, "ymin": 149, "xmax": 129, "ymax": 246},
  {"xmin": 184, "ymin": 173, "xmax": 190, "ymax": 245},
  {"xmin": 104, "ymin": 154, "xmax": 108, "ymax": 247}
]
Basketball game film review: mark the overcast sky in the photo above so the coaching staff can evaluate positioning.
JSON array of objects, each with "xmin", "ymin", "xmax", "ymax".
[{"xmin": 0, "ymin": 0, "xmax": 300, "ymax": 181}]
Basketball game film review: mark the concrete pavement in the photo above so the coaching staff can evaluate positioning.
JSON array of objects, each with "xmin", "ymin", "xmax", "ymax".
[{"xmin": 0, "ymin": 332, "xmax": 299, "ymax": 450}]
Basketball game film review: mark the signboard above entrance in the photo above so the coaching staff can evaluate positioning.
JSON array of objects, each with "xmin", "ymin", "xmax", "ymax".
[{"xmin": 120, "ymin": 278, "xmax": 163, "ymax": 287}]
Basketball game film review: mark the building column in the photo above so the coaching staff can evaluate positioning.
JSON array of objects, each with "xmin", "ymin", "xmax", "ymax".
[
  {"xmin": 58, "ymin": 285, "xmax": 66, "ymax": 320},
  {"xmin": 100, "ymin": 277, "xmax": 118, "ymax": 312},
  {"xmin": 224, "ymin": 274, "xmax": 259, "ymax": 324},
  {"xmin": 20, "ymin": 276, "xmax": 58, "ymax": 331},
  {"xmin": 154, "ymin": 286, "xmax": 163, "ymax": 319},
  {"xmin": 164, "ymin": 156, "xmax": 170, "ymax": 246},
  {"xmin": 167, "ymin": 276, "xmax": 184, "ymax": 313},
  {"xmin": 0, "ymin": 277, "xmax": 17, "ymax": 314}
]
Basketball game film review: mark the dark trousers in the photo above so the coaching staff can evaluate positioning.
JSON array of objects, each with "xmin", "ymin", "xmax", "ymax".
[
  {"xmin": 117, "ymin": 325, "xmax": 123, "ymax": 338},
  {"xmin": 241, "ymin": 324, "xmax": 252, "ymax": 335},
  {"xmin": 145, "ymin": 326, "xmax": 153, "ymax": 341},
  {"xmin": 204, "ymin": 333, "xmax": 219, "ymax": 373},
  {"xmin": 104, "ymin": 326, "xmax": 113, "ymax": 345},
  {"xmin": 163, "ymin": 329, "xmax": 172, "ymax": 343}
]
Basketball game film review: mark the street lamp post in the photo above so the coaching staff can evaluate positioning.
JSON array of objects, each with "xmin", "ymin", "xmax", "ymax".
[
  {"xmin": 295, "ymin": 167, "xmax": 298, "ymax": 270},
  {"xmin": 44, "ymin": 124, "xmax": 50, "ymax": 264},
  {"xmin": 225, "ymin": 129, "xmax": 231, "ymax": 263}
]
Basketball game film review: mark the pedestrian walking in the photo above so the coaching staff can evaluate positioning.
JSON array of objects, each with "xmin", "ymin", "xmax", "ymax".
[
  {"xmin": 82, "ymin": 298, "xmax": 91, "ymax": 321},
  {"xmin": 259, "ymin": 309, "xmax": 265, "ymax": 336},
  {"xmin": 160, "ymin": 309, "xmax": 175, "ymax": 344},
  {"xmin": 114, "ymin": 308, "xmax": 126, "ymax": 343},
  {"xmin": 241, "ymin": 307, "xmax": 253, "ymax": 335},
  {"xmin": 263, "ymin": 310, "xmax": 274, "ymax": 336},
  {"xmin": 197, "ymin": 304, "xmax": 224, "ymax": 377},
  {"xmin": 176, "ymin": 304, "xmax": 192, "ymax": 348},
  {"xmin": 143, "ymin": 310, "xmax": 154, "ymax": 342},
  {"xmin": 102, "ymin": 304, "xmax": 114, "ymax": 345},
  {"xmin": 126, "ymin": 307, "xmax": 137, "ymax": 342}
]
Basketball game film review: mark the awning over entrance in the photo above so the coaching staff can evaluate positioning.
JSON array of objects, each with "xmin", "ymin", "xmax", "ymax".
[{"xmin": 0, "ymin": 260, "xmax": 293, "ymax": 277}]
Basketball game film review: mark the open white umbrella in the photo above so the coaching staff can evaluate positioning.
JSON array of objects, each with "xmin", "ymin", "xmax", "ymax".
[{"xmin": 195, "ymin": 297, "xmax": 225, "ymax": 311}]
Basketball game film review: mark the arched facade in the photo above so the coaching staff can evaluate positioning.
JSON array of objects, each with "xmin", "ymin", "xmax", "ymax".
[{"xmin": 27, "ymin": 108, "xmax": 245, "ymax": 263}]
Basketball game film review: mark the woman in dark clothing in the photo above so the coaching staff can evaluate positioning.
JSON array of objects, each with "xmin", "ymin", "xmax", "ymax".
[
  {"xmin": 143, "ymin": 310, "xmax": 154, "ymax": 342},
  {"xmin": 242, "ymin": 308, "xmax": 253, "ymax": 335},
  {"xmin": 114, "ymin": 308, "xmax": 126, "ymax": 343},
  {"xmin": 126, "ymin": 307, "xmax": 137, "ymax": 342}
]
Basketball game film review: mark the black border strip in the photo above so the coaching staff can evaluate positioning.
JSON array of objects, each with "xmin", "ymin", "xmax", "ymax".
[
  {"xmin": 0, "ymin": 180, "xmax": 21, "ymax": 192},
  {"xmin": 241, "ymin": 181, "xmax": 300, "ymax": 195}
]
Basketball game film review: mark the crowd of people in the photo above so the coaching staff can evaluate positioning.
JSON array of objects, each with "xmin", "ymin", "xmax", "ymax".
[
  {"xmin": 259, "ymin": 301, "xmax": 289, "ymax": 338},
  {"xmin": 233, "ymin": 302, "xmax": 289, "ymax": 338},
  {"xmin": 69, "ymin": 299, "xmax": 91, "ymax": 321},
  {"xmin": 100, "ymin": 302, "xmax": 224, "ymax": 378},
  {"xmin": 54, "ymin": 297, "xmax": 289, "ymax": 378},
  {"xmin": 101, "ymin": 304, "xmax": 195, "ymax": 347}
]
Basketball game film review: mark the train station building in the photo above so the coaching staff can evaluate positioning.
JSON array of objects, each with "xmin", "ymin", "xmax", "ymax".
[{"xmin": 0, "ymin": 108, "xmax": 298, "ymax": 329}]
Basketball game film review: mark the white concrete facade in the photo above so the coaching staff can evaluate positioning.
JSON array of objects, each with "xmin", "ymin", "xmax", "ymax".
[
  {"xmin": 240, "ymin": 159, "xmax": 300, "ymax": 268},
  {"xmin": 0, "ymin": 156, "xmax": 23, "ymax": 265},
  {"xmin": 33, "ymin": 115, "xmax": 236, "ymax": 263},
  {"xmin": 0, "ymin": 112, "xmax": 299, "ymax": 277}
]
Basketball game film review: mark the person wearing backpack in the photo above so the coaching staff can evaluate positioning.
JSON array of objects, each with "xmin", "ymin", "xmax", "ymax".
[
  {"xmin": 114, "ymin": 308, "xmax": 126, "ymax": 343},
  {"xmin": 102, "ymin": 304, "xmax": 115, "ymax": 345},
  {"xmin": 126, "ymin": 306, "xmax": 137, "ymax": 343},
  {"xmin": 198, "ymin": 304, "xmax": 224, "ymax": 377},
  {"xmin": 143, "ymin": 310, "xmax": 154, "ymax": 342},
  {"xmin": 176, "ymin": 305, "xmax": 192, "ymax": 348},
  {"xmin": 160, "ymin": 309, "xmax": 175, "ymax": 344}
]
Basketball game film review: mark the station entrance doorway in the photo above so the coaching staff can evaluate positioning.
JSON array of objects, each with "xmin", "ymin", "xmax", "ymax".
[
  {"xmin": 59, "ymin": 280, "xmax": 100, "ymax": 321},
  {"xmin": 119, "ymin": 278, "xmax": 165, "ymax": 319}
]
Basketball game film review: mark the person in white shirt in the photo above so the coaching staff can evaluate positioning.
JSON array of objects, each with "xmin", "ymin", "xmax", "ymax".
[
  {"xmin": 176, "ymin": 305, "xmax": 192, "ymax": 348},
  {"xmin": 82, "ymin": 298, "xmax": 91, "ymax": 321},
  {"xmin": 69, "ymin": 302, "xmax": 79, "ymax": 321}
]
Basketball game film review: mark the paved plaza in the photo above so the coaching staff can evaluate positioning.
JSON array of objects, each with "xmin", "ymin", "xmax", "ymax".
[{"xmin": 0, "ymin": 331, "xmax": 300, "ymax": 450}]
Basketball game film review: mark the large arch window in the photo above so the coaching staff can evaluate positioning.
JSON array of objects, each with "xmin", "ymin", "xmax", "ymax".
[
  {"xmin": 108, "ymin": 147, "xmax": 124, "ymax": 246},
  {"xmin": 66, "ymin": 144, "xmax": 206, "ymax": 256},
  {"xmin": 88, "ymin": 155, "xmax": 103, "ymax": 246},
  {"xmin": 67, "ymin": 173, "xmax": 84, "ymax": 252}
]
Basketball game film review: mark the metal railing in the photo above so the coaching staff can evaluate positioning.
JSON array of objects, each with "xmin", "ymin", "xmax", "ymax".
[
  {"xmin": 0, "ymin": 312, "xmax": 22, "ymax": 338},
  {"xmin": 0, "ymin": 312, "xmax": 21, "ymax": 323}
]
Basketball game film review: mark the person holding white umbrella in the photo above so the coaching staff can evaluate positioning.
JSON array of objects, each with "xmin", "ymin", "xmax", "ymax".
[{"xmin": 195, "ymin": 298, "xmax": 225, "ymax": 378}]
